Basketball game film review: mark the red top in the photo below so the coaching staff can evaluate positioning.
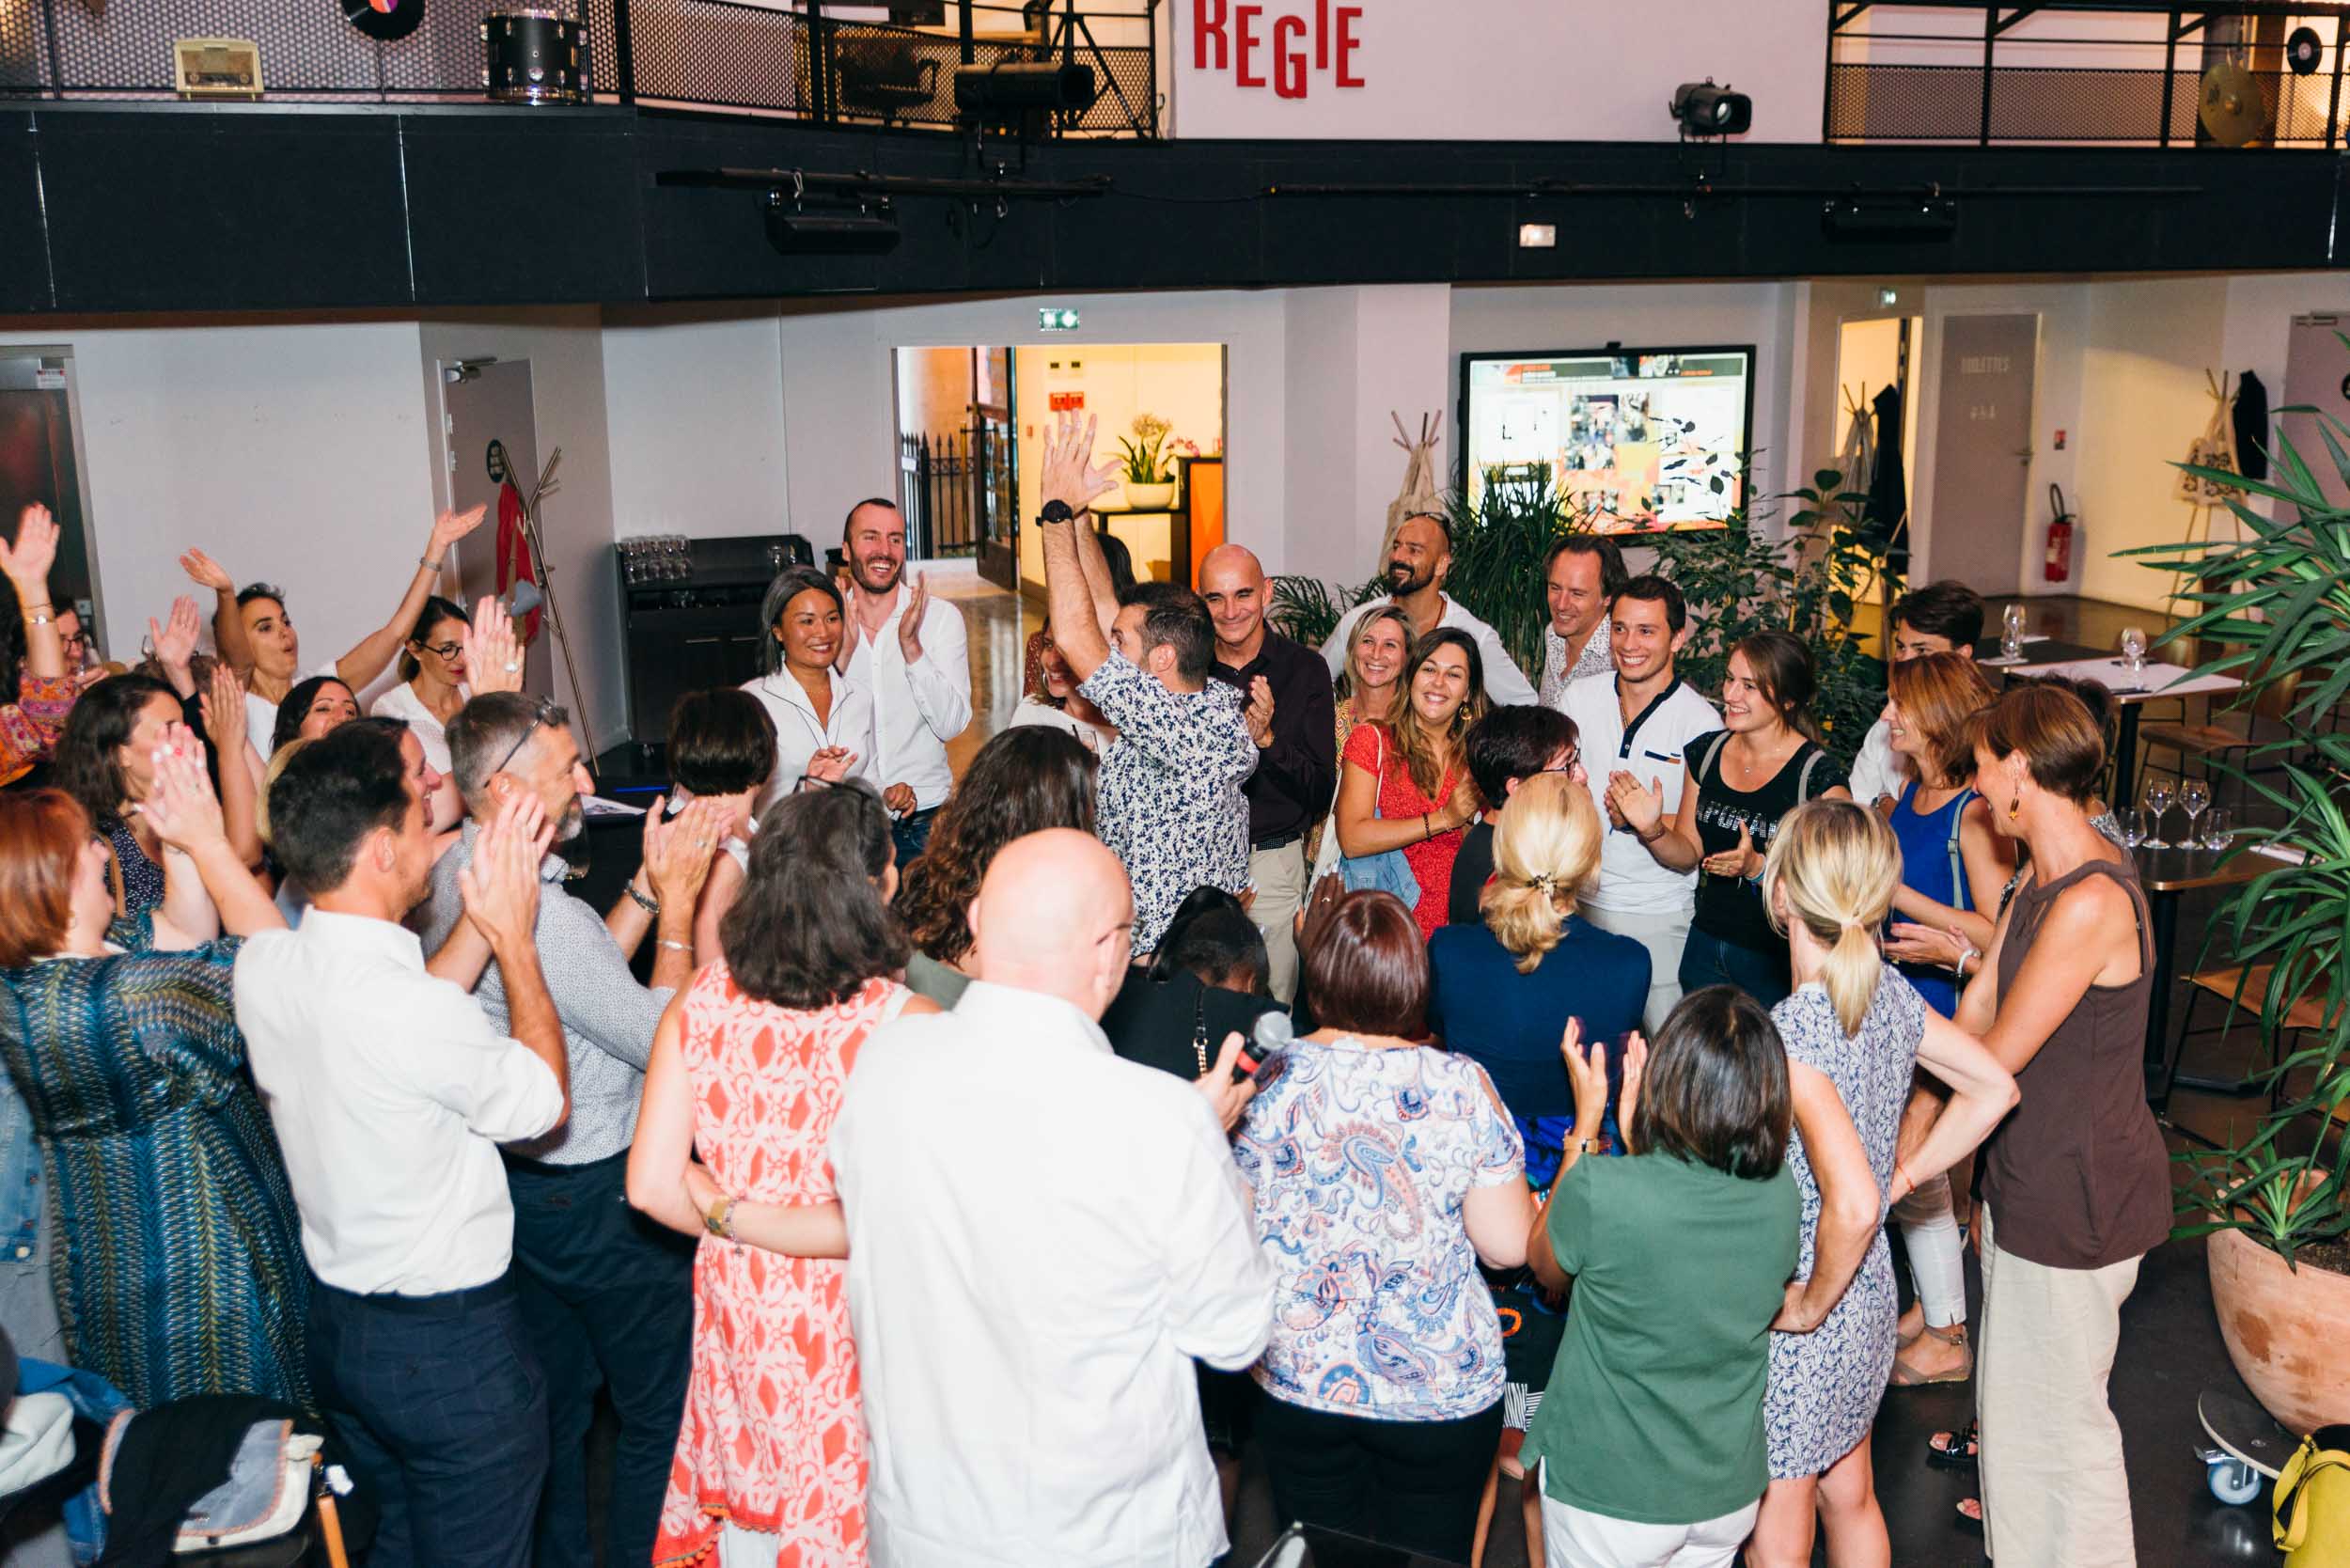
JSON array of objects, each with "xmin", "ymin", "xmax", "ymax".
[{"xmin": 1343, "ymin": 721, "xmax": 1465, "ymax": 941}]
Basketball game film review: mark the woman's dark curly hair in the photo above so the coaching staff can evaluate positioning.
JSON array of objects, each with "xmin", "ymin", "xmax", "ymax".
[
  {"xmin": 54, "ymin": 672, "xmax": 179, "ymax": 828},
  {"xmin": 893, "ymin": 726, "xmax": 1097, "ymax": 966},
  {"xmin": 721, "ymin": 778, "xmax": 908, "ymax": 1010}
]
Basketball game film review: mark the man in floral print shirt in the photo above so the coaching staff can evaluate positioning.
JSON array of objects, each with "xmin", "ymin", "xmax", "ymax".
[{"xmin": 1033, "ymin": 412, "xmax": 1258, "ymax": 956}]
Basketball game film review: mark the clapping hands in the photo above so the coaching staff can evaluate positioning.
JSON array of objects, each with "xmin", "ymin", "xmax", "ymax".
[
  {"xmin": 464, "ymin": 595, "xmax": 525, "ymax": 695},
  {"xmin": 133, "ymin": 724, "xmax": 225, "ymax": 855},
  {"xmin": 640, "ymin": 793, "xmax": 726, "ymax": 911},
  {"xmin": 1243, "ymin": 675, "xmax": 1275, "ymax": 749},
  {"xmin": 1606, "ymin": 771, "xmax": 1664, "ymax": 837},
  {"xmin": 460, "ymin": 792, "xmax": 553, "ymax": 952},
  {"xmin": 1700, "ymin": 823, "xmax": 1760, "ymax": 881},
  {"xmin": 896, "ymin": 572, "xmax": 930, "ymax": 664}
]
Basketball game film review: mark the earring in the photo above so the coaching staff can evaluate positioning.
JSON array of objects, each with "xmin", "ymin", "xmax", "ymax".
[{"xmin": 2007, "ymin": 794, "xmax": 2021, "ymax": 823}]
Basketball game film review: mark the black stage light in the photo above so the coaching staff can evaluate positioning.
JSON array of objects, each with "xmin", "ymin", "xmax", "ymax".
[
  {"xmin": 952, "ymin": 59, "xmax": 1099, "ymax": 117},
  {"xmin": 764, "ymin": 194, "xmax": 901, "ymax": 256},
  {"xmin": 1670, "ymin": 79, "xmax": 1753, "ymax": 137}
]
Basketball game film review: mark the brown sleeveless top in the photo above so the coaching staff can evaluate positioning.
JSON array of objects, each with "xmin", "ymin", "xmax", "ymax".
[{"xmin": 1980, "ymin": 857, "xmax": 2172, "ymax": 1270}]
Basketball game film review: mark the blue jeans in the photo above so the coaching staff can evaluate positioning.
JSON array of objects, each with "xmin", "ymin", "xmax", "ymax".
[
  {"xmin": 892, "ymin": 807, "xmax": 940, "ymax": 870},
  {"xmin": 506, "ymin": 1150, "xmax": 694, "ymax": 1568},
  {"xmin": 1677, "ymin": 925, "xmax": 1794, "ymax": 1011},
  {"xmin": 306, "ymin": 1276, "xmax": 548, "ymax": 1568}
]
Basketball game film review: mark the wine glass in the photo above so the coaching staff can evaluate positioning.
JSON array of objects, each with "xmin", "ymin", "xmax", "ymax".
[
  {"xmin": 2000, "ymin": 603, "xmax": 2027, "ymax": 661},
  {"xmin": 2141, "ymin": 779, "xmax": 2173, "ymax": 849},
  {"xmin": 2121, "ymin": 809, "xmax": 2144, "ymax": 850},
  {"xmin": 2202, "ymin": 808, "xmax": 2232, "ymax": 852},
  {"xmin": 2179, "ymin": 778, "xmax": 2211, "ymax": 847},
  {"xmin": 2120, "ymin": 625, "xmax": 2149, "ymax": 680}
]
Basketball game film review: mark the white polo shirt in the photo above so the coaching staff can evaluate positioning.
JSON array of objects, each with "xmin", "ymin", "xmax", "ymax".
[{"xmin": 1559, "ymin": 672, "xmax": 1721, "ymax": 917}]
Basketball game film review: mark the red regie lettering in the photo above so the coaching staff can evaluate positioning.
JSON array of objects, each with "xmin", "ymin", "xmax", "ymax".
[{"xmin": 1193, "ymin": 0, "xmax": 1364, "ymax": 95}]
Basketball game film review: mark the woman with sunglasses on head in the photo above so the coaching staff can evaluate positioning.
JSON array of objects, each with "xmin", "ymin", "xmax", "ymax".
[
  {"xmin": 369, "ymin": 595, "xmax": 474, "ymax": 776},
  {"xmin": 1333, "ymin": 627, "xmax": 1489, "ymax": 941},
  {"xmin": 742, "ymin": 566, "xmax": 916, "ymax": 825},
  {"xmin": 222, "ymin": 503, "xmax": 490, "ymax": 745}
]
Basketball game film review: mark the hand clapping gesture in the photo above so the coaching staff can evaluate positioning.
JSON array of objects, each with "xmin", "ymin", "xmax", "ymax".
[
  {"xmin": 1606, "ymin": 770, "xmax": 1665, "ymax": 838},
  {"xmin": 1700, "ymin": 822, "xmax": 1761, "ymax": 881},
  {"xmin": 461, "ymin": 793, "xmax": 553, "ymax": 952},
  {"xmin": 804, "ymin": 746, "xmax": 856, "ymax": 785},
  {"xmin": 1559, "ymin": 1017, "xmax": 1609, "ymax": 1136},
  {"xmin": 1886, "ymin": 920, "xmax": 1969, "ymax": 971},
  {"xmin": 1243, "ymin": 675, "xmax": 1276, "ymax": 749},
  {"xmin": 464, "ymin": 595, "xmax": 526, "ymax": 696},
  {"xmin": 896, "ymin": 572, "xmax": 931, "ymax": 664},
  {"xmin": 1037, "ymin": 412, "xmax": 1120, "ymax": 519},
  {"xmin": 133, "ymin": 725, "xmax": 226, "ymax": 855},
  {"xmin": 197, "ymin": 660, "xmax": 248, "ymax": 754},
  {"xmin": 640, "ymin": 793, "xmax": 726, "ymax": 913}
]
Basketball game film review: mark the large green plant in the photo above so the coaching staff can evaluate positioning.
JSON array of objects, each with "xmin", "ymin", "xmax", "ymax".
[
  {"xmin": 1642, "ymin": 469, "xmax": 1895, "ymax": 771},
  {"xmin": 1441, "ymin": 468, "xmax": 1586, "ymax": 680},
  {"xmin": 2123, "ymin": 425, "xmax": 2350, "ymax": 1270},
  {"xmin": 1268, "ymin": 572, "xmax": 1381, "ymax": 651}
]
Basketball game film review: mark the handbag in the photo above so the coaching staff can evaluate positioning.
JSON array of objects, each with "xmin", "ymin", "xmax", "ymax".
[
  {"xmin": 1338, "ymin": 726, "xmax": 1421, "ymax": 908},
  {"xmin": 2278, "ymin": 1425, "xmax": 2350, "ymax": 1567}
]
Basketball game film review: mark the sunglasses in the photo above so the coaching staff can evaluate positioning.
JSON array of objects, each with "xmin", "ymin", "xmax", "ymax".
[{"xmin": 494, "ymin": 696, "xmax": 561, "ymax": 776}]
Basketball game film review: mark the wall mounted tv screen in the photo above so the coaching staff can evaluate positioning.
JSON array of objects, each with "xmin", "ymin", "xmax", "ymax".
[{"xmin": 1460, "ymin": 347, "xmax": 1755, "ymax": 532}]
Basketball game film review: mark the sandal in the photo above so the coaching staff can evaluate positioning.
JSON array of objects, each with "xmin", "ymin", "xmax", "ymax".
[
  {"xmin": 1953, "ymin": 1497, "xmax": 1983, "ymax": 1537},
  {"xmin": 1926, "ymin": 1420, "xmax": 1980, "ymax": 1471},
  {"xmin": 1889, "ymin": 1324, "xmax": 1971, "ymax": 1387}
]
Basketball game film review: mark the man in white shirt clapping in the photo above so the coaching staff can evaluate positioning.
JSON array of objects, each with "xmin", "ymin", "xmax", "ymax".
[
  {"xmin": 235, "ymin": 722, "xmax": 570, "ymax": 1568},
  {"xmin": 831, "ymin": 828, "xmax": 1274, "ymax": 1568},
  {"xmin": 838, "ymin": 498, "xmax": 972, "ymax": 865}
]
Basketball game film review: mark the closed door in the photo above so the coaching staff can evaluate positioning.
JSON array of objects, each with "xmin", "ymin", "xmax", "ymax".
[
  {"xmin": 2280, "ymin": 315, "xmax": 2350, "ymax": 510},
  {"xmin": 1927, "ymin": 314, "xmax": 2039, "ymax": 594},
  {"xmin": 438, "ymin": 359, "xmax": 552, "ymax": 699}
]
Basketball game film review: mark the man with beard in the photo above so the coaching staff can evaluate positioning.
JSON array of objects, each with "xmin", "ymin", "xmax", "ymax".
[
  {"xmin": 837, "ymin": 497, "xmax": 971, "ymax": 865},
  {"xmin": 1319, "ymin": 511, "xmax": 1537, "ymax": 705},
  {"xmin": 415, "ymin": 691, "xmax": 727, "ymax": 1568}
]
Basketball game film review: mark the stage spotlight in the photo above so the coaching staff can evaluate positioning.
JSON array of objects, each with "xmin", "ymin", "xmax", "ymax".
[
  {"xmin": 764, "ymin": 193, "xmax": 901, "ymax": 256},
  {"xmin": 952, "ymin": 60, "xmax": 1099, "ymax": 118},
  {"xmin": 1669, "ymin": 79, "xmax": 1752, "ymax": 137}
]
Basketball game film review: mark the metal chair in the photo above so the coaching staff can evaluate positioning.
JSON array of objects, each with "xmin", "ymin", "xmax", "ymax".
[
  {"xmin": 2158, "ymin": 960, "xmax": 2330, "ymax": 1110},
  {"xmin": 2136, "ymin": 664, "xmax": 2301, "ymax": 809},
  {"xmin": 837, "ymin": 41, "xmax": 940, "ymax": 126}
]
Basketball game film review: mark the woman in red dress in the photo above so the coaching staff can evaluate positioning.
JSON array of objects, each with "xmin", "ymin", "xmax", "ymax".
[
  {"xmin": 629, "ymin": 778, "xmax": 939, "ymax": 1568},
  {"xmin": 1333, "ymin": 627, "xmax": 1489, "ymax": 940}
]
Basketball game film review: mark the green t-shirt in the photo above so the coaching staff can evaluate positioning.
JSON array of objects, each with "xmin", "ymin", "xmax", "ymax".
[{"xmin": 1521, "ymin": 1149, "xmax": 1799, "ymax": 1527}]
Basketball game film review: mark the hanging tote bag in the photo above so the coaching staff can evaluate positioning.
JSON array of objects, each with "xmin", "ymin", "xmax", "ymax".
[{"xmin": 1337, "ymin": 726, "xmax": 1421, "ymax": 909}]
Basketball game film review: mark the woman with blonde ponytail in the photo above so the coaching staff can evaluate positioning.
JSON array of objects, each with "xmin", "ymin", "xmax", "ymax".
[{"xmin": 1747, "ymin": 800, "xmax": 2019, "ymax": 1568}]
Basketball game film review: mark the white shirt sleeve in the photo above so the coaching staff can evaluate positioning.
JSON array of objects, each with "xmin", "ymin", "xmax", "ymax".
[
  {"xmin": 1321, "ymin": 603, "xmax": 1366, "ymax": 678},
  {"xmin": 392, "ymin": 981, "xmax": 565, "ymax": 1143},
  {"xmin": 1848, "ymin": 716, "xmax": 1907, "ymax": 806},
  {"xmin": 1478, "ymin": 623, "xmax": 1540, "ymax": 706},
  {"xmin": 1159, "ymin": 1093, "xmax": 1275, "ymax": 1372},
  {"xmin": 903, "ymin": 602, "xmax": 973, "ymax": 744},
  {"xmin": 844, "ymin": 682, "xmax": 884, "ymax": 787}
]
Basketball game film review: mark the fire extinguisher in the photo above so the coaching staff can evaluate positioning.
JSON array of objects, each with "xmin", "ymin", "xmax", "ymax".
[{"xmin": 2044, "ymin": 483, "xmax": 2076, "ymax": 584}]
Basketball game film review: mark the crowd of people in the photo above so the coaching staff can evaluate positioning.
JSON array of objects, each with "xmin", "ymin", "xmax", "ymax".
[{"xmin": 0, "ymin": 403, "xmax": 2180, "ymax": 1568}]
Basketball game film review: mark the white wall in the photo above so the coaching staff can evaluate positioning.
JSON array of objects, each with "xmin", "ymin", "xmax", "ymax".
[
  {"xmin": 0, "ymin": 315, "xmax": 439, "ymax": 695},
  {"xmin": 602, "ymin": 306, "xmax": 789, "ymax": 542},
  {"xmin": 419, "ymin": 309, "xmax": 626, "ymax": 747}
]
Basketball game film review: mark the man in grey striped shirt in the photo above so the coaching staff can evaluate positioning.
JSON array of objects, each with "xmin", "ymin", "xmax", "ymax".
[{"xmin": 415, "ymin": 690, "xmax": 723, "ymax": 1568}]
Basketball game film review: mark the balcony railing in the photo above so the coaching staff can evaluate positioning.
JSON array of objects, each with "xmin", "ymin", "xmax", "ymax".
[
  {"xmin": 1825, "ymin": 0, "xmax": 2349, "ymax": 147},
  {"xmin": 0, "ymin": 0, "xmax": 1159, "ymax": 138}
]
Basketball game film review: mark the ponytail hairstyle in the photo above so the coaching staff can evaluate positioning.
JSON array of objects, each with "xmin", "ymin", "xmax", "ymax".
[
  {"xmin": 1481, "ymin": 773, "xmax": 1603, "ymax": 973},
  {"xmin": 398, "ymin": 595, "xmax": 471, "ymax": 683},
  {"xmin": 1762, "ymin": 798, "xmax": 1902, "ymax": 1038}
]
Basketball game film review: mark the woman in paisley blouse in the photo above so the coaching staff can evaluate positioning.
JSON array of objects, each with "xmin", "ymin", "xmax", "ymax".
[{"xmin": 1233, "ymin": 888, "xmax": 1533, "ymax": 1562}]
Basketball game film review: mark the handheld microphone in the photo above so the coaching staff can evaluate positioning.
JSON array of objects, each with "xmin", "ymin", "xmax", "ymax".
[{"xmin": 1237, "ymin": 1010, "xmax": 1293, "ymax": 1082}]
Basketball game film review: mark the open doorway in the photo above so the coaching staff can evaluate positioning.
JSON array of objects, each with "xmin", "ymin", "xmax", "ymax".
[
  {"xmin": 893, "ymin": 347, "xmax": 1016, "ymax": 587},
  {"xmin": 1831, "ymin": 313, "xmax": 1922, "ymax": 647}
]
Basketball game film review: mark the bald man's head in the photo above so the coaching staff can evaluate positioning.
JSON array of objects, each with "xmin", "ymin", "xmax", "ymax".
[
  {"xmin": 1198, "ymin": 543, "xmax": 1269, "ymax": 660},
  {"xmin": 969, "ymin": 828, "xmax": 1136, "ymax": 1019}
]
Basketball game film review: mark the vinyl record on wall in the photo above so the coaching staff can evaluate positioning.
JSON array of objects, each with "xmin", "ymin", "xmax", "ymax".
[
  {"xmin": 2288, "ymin": 26, "xmax": 2325, "ymax": 77},
  {"xmin": 341, "ymin": 0, "xmax": 423, "ymax": 42}
]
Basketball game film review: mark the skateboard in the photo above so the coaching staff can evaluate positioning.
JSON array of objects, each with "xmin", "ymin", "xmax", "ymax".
[{"xmin": 2199, "ymin": 1388, "xmax": 2297, "ymax": 1506}]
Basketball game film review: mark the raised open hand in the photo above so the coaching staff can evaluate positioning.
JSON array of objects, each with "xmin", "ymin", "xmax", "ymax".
[
  {"xmin": 179, "ymin": 548, "xmax": 234, "ymax": 594},
  {"xmin": 0, "ymin": 505, "xmax": 59, "ymax": 593},
  {"xmin": 897, "ymin": 572, "xmax": 930, "ymax": 663},
  {"xmin": 1701, "ymin": 822, "xmax": 1759, "ymax": 880},
  {"xmin": 427, "ymin": 503, "xmax": 491, "ymax": 559},
  {"xmin": 1606, "ymin": 771, "xmax": 1664, "ymax": 836},
  {"xmin": 463, "ymin": 595, "xmax": 525, "ymax": 695},
  {"xmin": 133, "ymin": 724, "xmax": 226, "ymax": 854},
  {"xmin": 1617, "ymin": 1031, "xmax": 1649, "ymax": 1152},
  {"xmin": 1038, "ymin": 412, "xmax": 1120, "ymax": 517},
  {"xmin": 805, "ymin": 745, "xmax": 855, "ymax": 785},
  {"xmin": 149, "ymin": 595, "xmax": 203, "ymax": 672},
  {"xmin": 197, "ymin": 659, "xmax": 248, "ymax": 750}
]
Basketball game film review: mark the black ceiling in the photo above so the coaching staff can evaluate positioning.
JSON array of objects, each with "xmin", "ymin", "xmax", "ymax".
[{"xmin": 0, "ymin": 102, "xmax": 2339, "ymax": 315}]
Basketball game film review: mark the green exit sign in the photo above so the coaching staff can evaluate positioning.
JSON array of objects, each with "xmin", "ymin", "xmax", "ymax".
[{"xmin": 1039, "ymin": 307, "xmax": 1081, "ymax": 333}]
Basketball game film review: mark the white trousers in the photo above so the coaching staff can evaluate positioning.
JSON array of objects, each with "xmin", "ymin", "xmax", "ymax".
[
  {"xmin": 1247, "ymin": 839, "xmax": 1310, "ymax": 1005},
  {"xmin": 1895, "ymin": 1171, "xmax": 1968, "ymax": 1328},
  {"xmin": 1539, "ymin": 1485, "xmax": 1758, "ymax": 1568}
]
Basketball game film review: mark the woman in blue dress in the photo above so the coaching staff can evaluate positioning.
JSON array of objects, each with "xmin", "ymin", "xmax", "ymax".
[
  {"xmin": 1747, "ymin": 800, "xmax": 2016, "ymax": 1568},
  {"xmin": 0, "ymin": 729, "xmax": 306, "ymax": 1412}
]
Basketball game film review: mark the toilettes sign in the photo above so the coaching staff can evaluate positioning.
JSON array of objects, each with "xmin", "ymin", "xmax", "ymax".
[{"xmin": 1173, "ymin": 0, "xmax": 1827, "ymax": 142}]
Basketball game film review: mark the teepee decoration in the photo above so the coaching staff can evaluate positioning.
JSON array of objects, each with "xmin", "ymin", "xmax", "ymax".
[
  {"xmin": 1381, "ymin": 411, "xmax": 1445, "ymax": 562},
  {"xmin": 2177, "ymin": 370, "xmax": 2244, "ymax": 504}
]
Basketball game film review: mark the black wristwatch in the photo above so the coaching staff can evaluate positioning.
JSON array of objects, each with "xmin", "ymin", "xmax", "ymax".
[{"xmin": 1039, "ymin": 499, "xmax": 1075, "ymax": 525}]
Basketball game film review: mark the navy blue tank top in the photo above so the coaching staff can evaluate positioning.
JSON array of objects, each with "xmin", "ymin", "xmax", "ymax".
[{"xmin": 1889, "ymin": 780, "xmax": 1975, "ymax": 1015}]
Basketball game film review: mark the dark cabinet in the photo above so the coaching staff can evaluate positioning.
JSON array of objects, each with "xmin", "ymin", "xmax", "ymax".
[{"xmin": 617, "ymin": 533, "xmax": 810, "ymax": 754}]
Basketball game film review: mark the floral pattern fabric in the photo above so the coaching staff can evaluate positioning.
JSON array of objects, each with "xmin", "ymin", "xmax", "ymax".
[
  {"xmin": 1233, "ymin": 1039, "xmax": 1523, "ymax": 1422},
  {"xmin": 655, "ymin": 965, "xmax": 903, "ymax": 1568},
  {"xmin": 0, "ymin": 671, "xmax": 77, "ymax": 787},
  {"xmin": 1762, "ymin": 972, "xmax": 1923, "ymax": 1480}
]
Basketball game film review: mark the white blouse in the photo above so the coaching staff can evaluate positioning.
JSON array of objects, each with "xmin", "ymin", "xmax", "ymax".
[
  {"xmin": 369, "ymin": 679, "xmax": 470, "ymax": 776},
  {"xmin": 740, "ymin": 667, "xmax": 881, "ymax": 818}
]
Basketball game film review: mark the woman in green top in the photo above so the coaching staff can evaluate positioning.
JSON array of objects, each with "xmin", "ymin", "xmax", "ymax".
[{"xmin": 1525, "ymin": 985, "xmax": 1799, "ymax": 1567}]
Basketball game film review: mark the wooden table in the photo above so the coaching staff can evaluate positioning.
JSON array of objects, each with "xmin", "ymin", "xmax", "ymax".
[
  {"xmin": 2001, "ymin": 655, "xmax": 2244, "ymax": 806},
  {"xmin": 2135, "ymin": 842, "xmax": 2299, "ymax": 1098}
]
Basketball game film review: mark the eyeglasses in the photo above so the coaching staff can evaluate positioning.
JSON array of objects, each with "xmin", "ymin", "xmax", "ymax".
[
  {"xmin": 493, "ymin": 696, "xmax": 560, "ymax": 777},
  {"xmin": 1543, "ymin": 749, "xmax": 1583, "ymax": 775},
  {"xmin": 59, "ymin": 632, "xmax": 89, "ymax": 652},
  {"xmin": 418, "ymin": 639, "xmax": 464, "ymax": 662}
]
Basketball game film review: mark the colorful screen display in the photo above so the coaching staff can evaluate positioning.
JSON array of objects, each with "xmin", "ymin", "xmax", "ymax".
[{"xmin": 1461, "ymin": 347, "xmax": 1755, "ymax": 531}]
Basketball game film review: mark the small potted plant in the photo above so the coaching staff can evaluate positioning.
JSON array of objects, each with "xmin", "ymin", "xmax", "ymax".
[{"xmin": 1118, "ymin": 414, "xmax": 1178, "ymax": 510}]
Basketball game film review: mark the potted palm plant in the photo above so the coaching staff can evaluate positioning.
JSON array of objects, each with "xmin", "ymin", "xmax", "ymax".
[
  {"xmin": 2126, "ymin": 420, "xmax": 2350, "ymax": 1437},
  {"xmin": 1117, "ymin": 414, "xmax": 1178, "ymax": 511}
]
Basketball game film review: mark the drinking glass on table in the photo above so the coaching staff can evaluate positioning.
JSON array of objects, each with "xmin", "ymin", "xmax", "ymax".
[
  {"xmin": 2141, "ymin": 779, "xmax": 2174, "ymax": 849},
  {"xmin": 2179, "ymin": 778, "xmax": 2211, "ymax": 846},
  {"xmin": 2120, "ymin": 625, "xmax": 2149, "ymax": 681},
  {"xmin": 2000, "ymin": 604, "xmax": 2027, "ymax": 661},
  {"xmin": 2121, "ymin": 809, "xmax": 2144, "ymax": 850},
  {"xmin": 2202, "ymin": 808, "xmax": 2232, "ymax": 852}
]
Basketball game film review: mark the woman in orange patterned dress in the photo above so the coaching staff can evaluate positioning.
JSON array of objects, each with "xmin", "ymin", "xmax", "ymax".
[{"xmin": 629, "ymin": 777, "xmax": 939, "ymax": 1568}]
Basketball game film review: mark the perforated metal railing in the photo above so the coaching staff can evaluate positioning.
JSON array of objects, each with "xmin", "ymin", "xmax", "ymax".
[{"xmin": 0, "ymin": 0, "xmax": 1158, "ymax": 136}]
